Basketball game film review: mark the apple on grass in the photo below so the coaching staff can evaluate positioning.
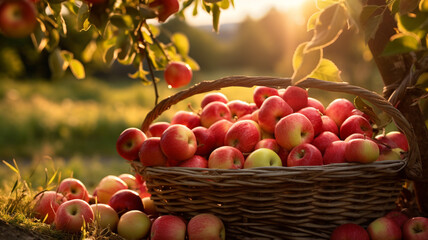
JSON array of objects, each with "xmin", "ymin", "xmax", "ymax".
[
  {"xmin": 32, "ymin": 191, "xmax": 66, "ymax": 224},
  {"xmin": 117, "ymin": 210, "xmax": 151, "ymax": 240},
  {"xmin": 257, "ymin": 95, "xmax": 292, "ymax": 134},
  {"xmin": 281, "ymin": 86, "xmax": 308, "ymax": 112},
  {"xmin": 187, "ymin": 213, "xmax": 226, "ymax": 240},
  {"xmin": 345, "ymin": 138, "xmax": 379, "ymax": 163},
  {"xmin": 118, "ymin": 173, "xmax": 138, "ymax": 190},
  {"xmin": 57, "ymin": 177, "xmax": 90, "ymax": 202},
  {"xmin": 139, "ymin": 137, "xmax": 168, "ymax": 167},
  {"xmin": 54, "ymin": 199, "xmax": 94, "ymax": 233},
  {"xmin": 0, "ymin": 0, "xmax": 37, "ymax": 38},
  {"xmin": 330, "ymin": 223, "xmax": 370, "ymax": 240},
  {"xmin": 403, "ymin": 217, "xmax": 428, "ymax": 240},
  {"xmin": 208, "ymin": 119, "xmax": 233, "ymax": 148},
  {"xmin": 142, "ymin": 197, "xmax": 158, "ymax": 216},
  {"xmin": 253, "ymin": 86, "xmax": 279, "ymax": 108},
  {"xmin": 200, "ymin": 101, "xmax": 232, "ymax": 128},
  {"xmin": 90, "ymin": 203, "xmax": 119, "ymax": 232},
  {"xmin": 287, "ymin": 143, "xmax": 323, "ymax": 167},
  {"xmin": 171, "ymin": 110, "xmax": 201, "ymax": 129},
  {"xmin": 244, "ymin": 148, "xmax": 282, "ymax": 168},
  {"xmin": 108, "ymin": 189, "xmax": 145, "ymax": 216},
  {"xmin": 163, "ymin": 61, "xmax": 192, "ymax": 88},
  {"xmin": 93, "ymin": 175, "xmax": 128, "ymax": 204},
  {"xmin": 116, "ymin": 127, "xmax": 147, "ymax": 161},
  {"xmin": 160, "ymin": 124, "xmax": 197, "ymax": 162},
  {"xmin": 340, "ymin": 115, "xmax": 373, "ymax": 140},
  {"xmin": 201, "ymin": 92, "xmax": 228, "ymax": 109},
  {"xmin": 147, "ymin": 122, "xmax": 170, "ymax": 138},
  {"xmin": 208, "ymin": 146, "xmax": 244, "ymax": 169},
  {"xmin": 275, "ymin": 113, "xmax": 315, "ymax": 151},
  {"xmin": 227, "ymin": 100, "xmax": 252, "ymax": 120},
  {"xmin": 192, "ymin": 126, "xmax": 216, "ymax": 156},
  {"xmin": 151, "ymin": 215, "xmax": 187, "ymax": 240},
  {"xmin": 325, "ymin": 98, "xmax": 355, "ymax": 128},
  {"xmin": 323, "ymin": 140, "xmax": 347, "ymax": 164},
  {"xmin": 367, "ymin": 216, "xmax": 402, "ymax": 240},
  {"xmin": 224, "ymin": 120, "xmax": 261, "ymax": 153}
]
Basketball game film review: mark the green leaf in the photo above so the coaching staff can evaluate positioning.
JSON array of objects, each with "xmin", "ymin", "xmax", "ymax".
[
  {"xmin": 82, "ymin": 40, "xmax": 97, "ymax": 63},
  {"xmin": 309, "ymin": 58, "xmax": 342, "ymax": 82},
  {"xmin": 117, "ymin": 35, "xmax": 133, "ymax": 61},
  {"xmin": 31, "ymin": 20, "xmax": 48, "ymax": 52},
  {"xmin": 399, "ymin": 0, "xmax": 419, "ymax": 15},
  {"xmin": 69, "ymin": 59, "xmax": 86, "ymax": 79},
  {"xmin": 48, "ymin": 48, "xmax": 66, "ymax": 79},
  {"xmin": 109, "ymin": 14, "xmax": 134, "ymax": 30},
  {"xmin": 307, "ymin": 11, "xmax": 321, "ymax": 31},
  {"xmin": 171, "ymin": 33, "xmax": 190, "ymax": 56},
  {"xmin": 354, "ymin": 96, "xmax": 381, "ymax": 126},
  {"xmin": 141, "ymin": 27, "xmax": 153, "ymax": 44},
  {"xmin": 46, "ymin": 29, "xmax": 60, "ymax": 52},
  {"xmin": 193, "ymin": 0, "xmax": 199, "ymax": 16},
  {"xmin": 421, "ymin": 0, "xmax": 428, "ymax": 12},
  {"xmin": 220, "ymin": 0, "xmax": 230, "ymax": 9},
  {"xmin": 139, "ymin": 5, "xmax": 158, "ymax": 19},
  {"xmin": 360, "ymin": 5, "xmax": 382, "ymax": 26},
  {"xmin": 305, "ymin": 3, "xmax": 347, "ymax": 52},
  {"xmin": 397, "ymin": 11, "xmax": 428, "ymax": 38},
  {"xmin": 61, "ymin": 50, "xmax": 74, "ymax": 62},
  {"xmin": 388, "ymin": 0, "xmax": 400, "ymax": 16},
  {"xmin": 292, "ymin": 42, "xmax": 323, "ymax": 85},
  {"xmin": 344, "ymin": 0, "xmax": 363, "ymax": 29},
  {"xmin": 183, "ymin": 56, "xmax": 200, "ymax": 71},
  {"xmin": 2, "ymin": 160, "xmax": 19, "ymax": 175},
  {"xmin": 416, "ymin": 72, "xmax": 428, "ymax": 88},
  {"xmin": 382, "ymin": 33, "xmax": 420, "ymax": 56},
  {"xmin": 103, "ymin": 46, "xmax": 117, "ymax": 67},
  {"xmin": 148, "ymin": 24, "xmax": 160, "ymax": 37},
  {"xmin": 212, "ymin": 3, "xmax": 221, "ymax": 33},
  {"xmin": 77, "ymin": 2, "xmax": 91, "ymax": 32},
  {"xmin": 316, "ymin": 0, "xmax": 339, "ymax": 10},
  {"xmin": 364, "ymin": 12, "xmax": 383, "ymax": 42}
]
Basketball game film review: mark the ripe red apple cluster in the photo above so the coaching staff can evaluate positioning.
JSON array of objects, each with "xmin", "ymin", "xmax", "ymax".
[
  {"xmin": 330, "ymin": 210, "xmax": 428, "ymax": 240},
  {"xmin": 118, "ymin": 85, "xmax": 408, "ymax": 169}
]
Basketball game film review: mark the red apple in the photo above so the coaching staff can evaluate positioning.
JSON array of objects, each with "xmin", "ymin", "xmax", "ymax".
[
  {"xmin": 275, "ymin": 113, "xmax": 315, "ymax": 151},
  {"xmin": 201, "ymin": 92, "xmax": 228, "ymax": 109},
  {"xmin": 402, "ymin": 217, "xmax": 428, "ymax": 240},
  {"xmin": 91, "ymin": 203, "xmax": 119, "ymax": 231},
  {"xmin": 377, "ymin": 148, "xmax": 404, "ymax": 161},
  {"xmin": 118, "ymin": 173, "xmax": 138, "ymax": 190},
  {"xmin": 253, "ymin": 86, "xmax": 279, "ymax": 108},
  {"xmin": 227, "ymin": 100, "xmax": 252, "ymax": 120},
  {"xmin": 147, "ymin": 122, "xmax": 170, "ymax": 138},
  {"xmin": 150, "ymin": 0, "xmax": 179, "ymax": 22},
  {"xmin": 116, "ymin": 127, "xmax": 147, "ymax": 161},
  {"xmin": 208, "ymin": 146, "xmax": 244, "ymax": 169},
  {"xmin": 307, "ymin": 97, "xmax": 325, "ymax": 114},
  {"xmin": 32, "ymin": 191, "xmax": 66, "ymax": 224},
  {"xmin": 325, "ymin": 98, "xmax": 355, "ymax": 127},
  {"xmin": 108, "ymin": 189, "xmax": 145, "ymax": 216},
  {"xmin": 117, "ymin": 210, "xmax": 151, "ymax": 240},
  {"xmin": 192, "ymin": 126, "xmax": 216, "ymax": 156},
  {"xmin": 171, "ymin": 110, "xmax": 201, "ymax": 129},
  {"xmin": 244, "ymin": 148, "xmax": 282, "ymax": 168},
  {"xmin": 57, "ymin": 177, "xmax": 90, "ymax": 202},
  {"xmin": 345, "ymin": 138, "xmax": 380, "ymax": 163},
  {"xmin": 297, "ymin": 106, "xmax": 323, "ymax": 136},
  {"xmin": 287, "ymin": 143, "xmax": 323, "ymax": 167},
  {"xmin": 351, "ymin": 108, "xmax": 371, "ymax": 122},
  {"xmin": 164, "ymin": 61, "xmax": 192, "ymax": 88},
  {"xmin": 330, "ymin": 223, "xmax": 370, "ymax": 240},
  {"xmin": 224, "ymin": 120, "xmax": 261, "ymax": 153},
  {"xmin": 200, "ymin": 101, "xmax": 232, "ymax": 128},
  {"xmin": 0, "ymin": 0, "xmax": 37, "ymax": 38},
  {"xmin": 151, "ymin": 215, "xmax": 187, "ymax": 240},
  {"xmin": 258, "ymin": 95, "xmax": 293, "ymax": 133},
  {"xmin": 340, "ymin": 115, "xmax": 373, "ymax": 140},
  {"xmin": 187, "ymin": 213, "xmax": 226, "ymax": 240},
  {"xmin": 208, "ymin": 119, "xmax": 233, "ymax": 148},
  {"xmin": 160, "ymin": 124, "xmax": 197, "ymax": 162},
  {"xmin": 323, "ymin": 140, "xmax": 347, "ymax": 164},
  {"xmin": 385, "ymin": 210, "xmax": 409, "ymax": 229},
  {"xmin": 135, "ymin": 174, "xmax": 151, "ymax": 199},
  {"xmin": 281, "ymin": 86, "xmax": 308, "ymax": 111},
  {"xmin": 367, "ymin": 216, "xmax": 402, "ymax": 240},
  {"xmin": 321, "ymin": 115, "xmax": 339, "ymax": 135},
  {"xmin": 251, "ymin": 109, "xmax": 260, "ymax": 123},
  {"xmin": 311, "ymin": 131, "xmax": 340, "ymax": 154},
  {"xmin": 178, "ymin": 155, "xmax": 208, "ymax": 168},
  {"xmin": 255, "ymin": 138, "xmax": 280, "ymax": 152},
  {"xmin": 139, "ymin": 137, "xmax": 168, "ymax": 167},
  {"xmin": 385, "ymin": 131, "xmax": 409, "ymax": 152},
  {"xmin": 54, "ymin": 199, "xmax": 94, "ymax": 233},
  {"xmin": 344, "ymin": 133, "xmax": 365, "ymax": 142},
  {"xmin": 93, "ymin": 175, "xmax": 128, "ymax": 204}
]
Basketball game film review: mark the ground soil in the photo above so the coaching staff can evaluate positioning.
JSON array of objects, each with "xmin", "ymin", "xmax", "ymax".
[{"xmin": 0, "ymin": 219, "xmax": 56, "ymax": 240}]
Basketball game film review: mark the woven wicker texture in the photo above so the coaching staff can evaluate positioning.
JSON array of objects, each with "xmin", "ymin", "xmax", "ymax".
[{"xmin": 134, "ymin": 76, "xmax": 421, "ymax": 239}]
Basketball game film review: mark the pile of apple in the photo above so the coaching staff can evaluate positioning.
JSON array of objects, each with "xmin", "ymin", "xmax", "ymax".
[
  {"xmin": 330, "ymin": 210, "xmax": 428, "ymax": 240},
  {"xmin": 117, "ymin": 85, "xmax": 408, "ymax": 169},
  {"xmin": 31, "ymin": 174, "xmax": 225, "ymax": 239}
]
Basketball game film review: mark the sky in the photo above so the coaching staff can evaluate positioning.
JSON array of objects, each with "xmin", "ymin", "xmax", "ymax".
[{"xmin": 184, "ymin": 0, "xmax": 309, "ymax": 26}]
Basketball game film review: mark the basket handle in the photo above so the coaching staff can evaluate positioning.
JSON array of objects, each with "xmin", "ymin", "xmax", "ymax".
[{"xmin": 140, "ymin": 76, "xmax": 421, "ymax": 180}]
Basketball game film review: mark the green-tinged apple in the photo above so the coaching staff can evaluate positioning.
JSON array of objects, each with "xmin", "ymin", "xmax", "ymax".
[
  {"xmin": 118, "ymin": 173, "xmax": 138, "ymax": 190},
  {"xmin": 187, "ymin": 213, "xmax": 226, "ymax": 240},
  {"xmin": 224, "ymin": 120, "xmax": 261, "ymax": 153},
  {"xmin": 139, "ymin": 137, "xmax": 168, "ymax": 167},
  {"xmin": 90, "ymin": 203, "xmax": 119, "ymax": 231},
  {"xmin": 281, "ymin": 86, "xmax": 308, "ymax": 111},
  {"xmin": 227, "ymin": 100, "xmax": 252, "ymax": 120},
  {"xmin": 325, "ymin": 98, "xmax": 355, "ymax": 127},
  {"xmin": 178, "ymin": 155, "xmax": 208, "ymax": 168},
  {"xmin": 108, "ymin": 189, "xmax": 144, "ymax": 216},
  {"xmin": 32, "ymin": 191, "xmax": 66, "ymax": 224},
  {"xmin": 0, "ymin": 0, "xmax": 37, "ymax": 38},
  {"xmin": 163, "ymin": 61, "xmax": 192, "ymax": 88},
  {"xmin": 275, "ymin": 113, "xmax": 315, "ymax": 150},
  {"xmin": 160, "ymin": 124, "xmax": 197, "ymax": 162},
  {"xmin": 244, "ymin": 148, "xmax": 282, "ymax": 168},
  {"xmin": 208, "ymin": 146, "xmax": 244, "ymax": 169},
  {"xmin": 258, "ymin": 95, "xmax": 293, "ymax": 133},
  {"xmin": 330, "ymin": 223, "xmax": 370, "ymax": 240},
  {"xmin": 312, "ymin": 131, "xmax": 340, "ymax": 154},
  {"xmin": 200, "ymin": 101, "xmax": 232, "ymax": 128},
  {"xmin": 251, "ymin": 109, "xmax": 259, "ymax": 123},
  {"xmin": 171, "ymin": 110, "xmax": 201, "ymax": 129},
  {"xmin": 57, "ymin": 177, "xmax": 90, "ymax": 202},
  {"xmin": 307, "ymin": 97, "xmax": 325, "ymax": 114},
  {"xmin": 345, "ymin": 138, "xmax": 379, "ymax": 163},
  {"xmin": 54, "ymin": 199, "xmax": 94, "ymax": 233},
  {"xmin": 287, "ymin": 143, "xmax": 323, "ymax": 167},
  {"xmin": 377, "ymin": 148, "xmax": 404, "ymax": 161},
  {"xmin": 192, "ymin": 126, "xmax": 216, "ymax": 156},
  {"xmin": 385, "ymin": 210, "xmax": 409, "ymax": 228},
  {"xmin": 93, "ymin": 175, "xmax": 128, "ymax": 204},
  {"xmin": 367, "ymin": 216, "xmax": 401, "ymax": 240},
  {"xmin": 116, "ymin": 127, "xmax": 147, "ymax": 161},
  {"xmin": 151, "ymin": 215, "xmax": 187, "ymax": 240},
  {"xmin": 150, "ymin": 0, "xmax": 179, "ymax": 22},
  {"xmin": 323, "ymin": 140, "xmax": 347, "ymax": 164},
  {"xmin": 201, "ymin": 92, "xmax": 228, "ymax": 108},
  {"xmin": 142, "ymin": 197, "xmax": 157, "ymax": 216},
  {"xmin": 147, "ymin": 122, "xmax": 170, "ymax": 138},
  {"xmin": 403, "ymin": 217, "xmax": 428, "ymax": 240},
  {"xmin": 253, "ymin": 86, "xmax": 279, "ymax": 108},
  {"xmin": 208, "ymin": 119, "xmax": 233, "ymax": 148},
  {"xmin": 321, "ymin": 115, "xmax": 339, "ymax": 135},
  {"xmin": 385, "ymin": 131, "xmax": 409, "ymax": 151},
  {"xmin": 298, "ymin": 107, "xmax": 323, "ymax": 136},
  {"xmin": 340, "ymin": 115, "xmax": 373, "ymax": 140},
  {"xmin": 117, "ymin": 210, "xmax": 151, "ymax": 240}
]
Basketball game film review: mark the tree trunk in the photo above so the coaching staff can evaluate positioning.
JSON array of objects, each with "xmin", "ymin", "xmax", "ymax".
[{"xmin": 367, "ymin": 0, "xmax": 428, "ymax": 216}]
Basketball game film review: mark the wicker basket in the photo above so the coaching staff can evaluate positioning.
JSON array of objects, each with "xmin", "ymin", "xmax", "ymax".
[{"xmin": 132, "ymin": 76, "xmax": 421, "ymax": 240}]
